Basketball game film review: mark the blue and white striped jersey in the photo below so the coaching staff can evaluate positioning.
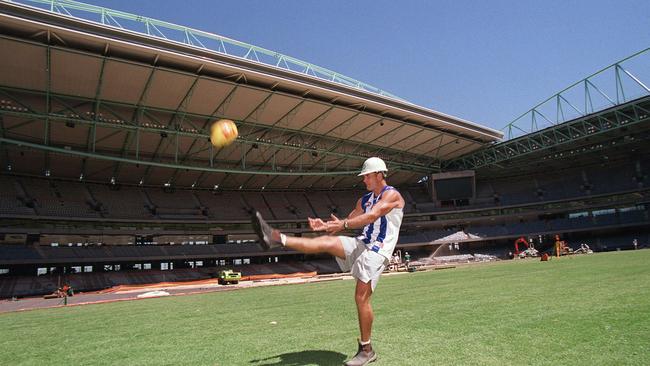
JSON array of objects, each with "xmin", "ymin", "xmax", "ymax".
[{"xmin": 357, "ymin": 185, "xmax": 404, "ymax": 259}]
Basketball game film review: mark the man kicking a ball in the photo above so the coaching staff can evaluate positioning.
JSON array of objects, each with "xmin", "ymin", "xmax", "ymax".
[{"xmin": 252, "ymin": 157, "xmax": 404, "ymax": 366}]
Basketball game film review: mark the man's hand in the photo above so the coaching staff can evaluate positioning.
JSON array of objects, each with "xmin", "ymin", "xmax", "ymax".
[
  {"xmin": 308, "ymin": 217, "xmax": 327, "ymax": 231},
  {"xmin": 325, "ymin": 214, "xmax": 345, "ymax": 234}
]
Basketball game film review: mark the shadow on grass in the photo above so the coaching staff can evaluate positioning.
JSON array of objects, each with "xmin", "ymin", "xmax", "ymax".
[{"xmin": 250, "ymin": 350, "xmax": 347, "ymax": 366}]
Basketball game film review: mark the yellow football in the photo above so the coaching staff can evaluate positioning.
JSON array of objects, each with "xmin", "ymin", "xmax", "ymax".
[{"xmin": 210, "ymin": 119, "xmax": 238, "ymax": 148}]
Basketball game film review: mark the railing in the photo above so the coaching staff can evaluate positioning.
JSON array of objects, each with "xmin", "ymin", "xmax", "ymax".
[
  {"xmin": 4, "ymin": 0, "xmax": 403, "ymax": 100},
  {"xmin": 501, "ymin": 47, "xmax": 650, "ymax": 139}
]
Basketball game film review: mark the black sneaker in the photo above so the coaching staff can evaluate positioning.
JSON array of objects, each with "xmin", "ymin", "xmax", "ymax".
[
  {"xmin": 251, "ymin": 211, "xmax": 283, "ymax": 250},
  {"xmin": 344, "ymin": 341, "xmax": 377, "ymax": 366}
]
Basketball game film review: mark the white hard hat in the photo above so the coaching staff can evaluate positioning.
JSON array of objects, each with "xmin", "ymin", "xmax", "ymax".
[{"xmin": 358, "ymin": 157, "xmax": 388, "ymax": 176}]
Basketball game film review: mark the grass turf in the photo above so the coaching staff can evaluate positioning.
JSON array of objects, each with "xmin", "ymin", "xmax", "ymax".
[{"xmin": 0, "ymin": 250, "xmax": 649, "ymax": 365}]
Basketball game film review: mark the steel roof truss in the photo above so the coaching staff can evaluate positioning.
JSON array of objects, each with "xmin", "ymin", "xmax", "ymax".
[
  {"xmin": 132, "ymin": 67, "xmax": 157, "ymax": 127},
  {"xmin": 0, "ymin": 84, "xmax": 438, "ymax": 169},
  {"xmin": 87, "ymin": 51, "xmax": 108, "ymax": 153},
  {"xmin": 140, "ymin": 75, "xmax": 200, "ymax": 182},
  {"xmin": 0, "ymin": 89, "xmax": 39, "ymax": 115},
  {"xmin": 212, "ymin": 91, "xmax": 275, "ymax": 163},
  {"xmin": 289, "ymin": 110, "xmax": 363, "ymax": 172},
  {"xmin": 448, "ymin": 97, "xmax": 650, "ymax": 170}
]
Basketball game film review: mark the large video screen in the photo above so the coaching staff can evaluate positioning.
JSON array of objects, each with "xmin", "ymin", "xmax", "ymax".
[{"xmin": 434, "ymin": 176, "xmax": 474, "ymax": 200}]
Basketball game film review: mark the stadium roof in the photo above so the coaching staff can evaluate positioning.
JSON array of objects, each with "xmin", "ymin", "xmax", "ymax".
[
  {"xmin": 447, "ymin": 47, "xmax": 650, "ymax": 174},
  {"xmin": 0, "ymin": 0, "xmax": 502, "ymax": 190}
]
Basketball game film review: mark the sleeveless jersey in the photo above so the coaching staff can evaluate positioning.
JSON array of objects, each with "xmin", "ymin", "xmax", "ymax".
[{"xmin": 357, "ymin": 185, "xmax": 404, "ymax": 260}]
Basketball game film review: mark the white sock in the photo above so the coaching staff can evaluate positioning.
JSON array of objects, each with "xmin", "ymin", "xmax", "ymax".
[
  {"xmin": 280, "ymin": 233, "xmax": 287, "ymax": 246},
  {"xmin": 360, "ymin": 339, "xmax": 371, "ymax": 346}
]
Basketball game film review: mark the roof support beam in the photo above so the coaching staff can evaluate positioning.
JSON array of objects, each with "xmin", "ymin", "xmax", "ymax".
[
  {"xmin": 0, "ymin": 85, "xmax": 434, "ymax": 169},
  {"xmin": 446, "ymin": 96, "xmax": 650, "ymax": 170},
  {"xmin": 0, "ymin": 136, "xmax": 358, "ymax": 176}
]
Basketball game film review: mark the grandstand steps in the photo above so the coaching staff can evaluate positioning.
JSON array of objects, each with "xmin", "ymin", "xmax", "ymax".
[
  {"xmin": 190, "ymin": 191, "xmax": 203, "ymax": 208},
  {"xmin": 242, "ymin": 193, "xmax": 274, "ymax": 219},
  {"xmin": 305, "ymin": 192, "xmax": 329, "ymax": 218},
  {"xmin": 286, "ymin": 192, "xmax": 317, "ymax": 218},
  {"xmin": 303, "ymin": 193, "xmax": 319, "ymax": 217},
  {"xmin": 0, "ymin": 277, "xmax": 17, "ymax": 299},
  {"xmin": 140, "ymin": 189, "xmax": 157, "ymax": 218},
  {"xmin": 262, "ymin": 192, "xmax": 291, "ymax": 220}
]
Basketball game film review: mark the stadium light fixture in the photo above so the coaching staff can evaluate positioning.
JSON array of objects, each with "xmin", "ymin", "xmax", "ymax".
[
  {"xmin": 44, "ymin": 169, "xmax": 50, "ymax": 177},
  {"xmin": 6, "ymin": 164, "xmax": 11, "ymax": 171},
  {"xmin": 110, "ymin": 177, "xmax": 116, "ymax": 185}
]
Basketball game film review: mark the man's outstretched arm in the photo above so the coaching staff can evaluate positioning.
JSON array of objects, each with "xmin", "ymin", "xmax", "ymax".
[{"xmin": 325, "ymin": 191, "xmax": 402, "ymax": 234}]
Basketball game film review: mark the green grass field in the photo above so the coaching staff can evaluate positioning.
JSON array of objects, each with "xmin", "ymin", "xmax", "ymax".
[{"xmin": 1, "ymin": 250, "xmax": 649, "ymax": 365}]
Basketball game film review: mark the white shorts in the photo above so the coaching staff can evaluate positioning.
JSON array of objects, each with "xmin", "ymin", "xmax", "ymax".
[{"xmin": 335, "ymin": 236, "xmax": 388, "ymax": 292}]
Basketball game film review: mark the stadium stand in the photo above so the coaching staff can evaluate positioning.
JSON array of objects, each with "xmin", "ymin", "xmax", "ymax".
[
  {"xmin": 2, "ymin": 0, "xmax": 650, "ymax": 306},
  {"xmin": 1, "ymin": 158, "xmax": 649, "ymax": 298},
  {"xmin": 262, "ymin": 192, "xmax": 297, "ymax": 220},
  {"xmin": 87, "ymin": 184, "xmax": 153, "ymax": 219},
  {"xmin": 193, "ymin": 190, "xmax": 250, "ymax": 221},
  {"xmin": 241, "ymin": 192, "xmax": 274, "ymax": 219},
  {"xmin": 306, "ymin": 191, "xmax": 336, "ymax": 218},
  {"xmin": 0, "ymin": 175, "xmax": 34, "ymax": 216},
  {"xmin": 284, "ymin": 192, "xmax": 317, "ymax": 218}
]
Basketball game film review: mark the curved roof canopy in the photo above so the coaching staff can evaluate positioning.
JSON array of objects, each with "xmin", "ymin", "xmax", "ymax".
[{"xmin": 0, "ymin": 0, "xmax": 502, "ymax": 189}]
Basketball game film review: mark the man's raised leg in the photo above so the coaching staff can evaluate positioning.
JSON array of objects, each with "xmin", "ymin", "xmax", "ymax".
[{"xmin": 252, "ymin": 211, "xmax": 345, "ymax": 259}]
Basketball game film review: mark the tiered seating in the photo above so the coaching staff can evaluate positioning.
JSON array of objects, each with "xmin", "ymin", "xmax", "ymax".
[
  {"xmin": 89, "ymin": 184, "xmax": 152, "ymax": 219},
  {"xmin": 0, "ymin": 176, "xmax": 33, "ymax": 215},
  {"xmin": 587, "ymin": 164, "xmax": 638, "ymax": 194},
  {"xmin": 0, "ymin": 245, "xmax": 42, "ymax": 260},
  {"xmin": 493, "ymin": 178, "xmax": 538, "ymax": 205},
  {"xmin": 474, "ymin": 181, "xmax": 494, "ymax": 200},
  {"xmin": 241, "ymin": 192, "xmax": 274, "ymax": 219},
  {"xmin": 284, "ymin": 192, "xmax": 316, "ymax": 218},
  {"xmin": 414, "ymin": 202, "xmax": 437, "ymax": 212},
  {"xmin": 536, "ymin": 175, "xmax": 569, "ymax": 201},
  {"xmin": 21, "ymin": 178, "xmax": 68, "ymax": 217},
  {"xmin": 550, "ymin": 216, "xmax": 593, "ymax": 231},
  {"xmin": 467, "ymin": 225, "xmax": 508, "ymax": 237},
  {"xmin": 619, "ymin": 210, "xmax": 647, "ymax": 224},
  {"xmin": 593, "ymin": 213, "xmax": 618, "ymax": 226},
  {"xmin": 162, "ymin": 245, "xmax": 219, "ymax": 257},
  {"xmin": 52, "ymin": 181, "xmax": 101, "ymax": 218},
  {"xmin": 399, "ymin": 232, "xmax": 430, "ymax": 244},
  {"xmin": 307, "ymin": 191, "xmax": 335, "ymax": 218},
  {"xmin": 216, "ymin": 243, "xmax": 265, "ymax": 254},
  {"xmin": 561, "ymin": 173, "xmax": 587, "ymax": 198},
  {"xmin": 407, "ymin": 186, "xmax": 431, "ymax": 204},
  {"xmin": 328, "ymin": 190, "xmax": 361, "ymax": 216},
  {"xmin": 0, "ymin": 277, "xmax": 18, "ymax": 298},
  {"xmin": 194, "ymin": 190, "xmax": 250, "ymax": 220},
  {"xmin": 0, "ymin": 156, "xmax": 648, "ymax": 222},
  {"xmin": 147, "ymin": 188, "xmax": 205, "ymax": 219},
  {"xmin": 399, "ymin": 190, "xmax": 417, "ymax": 214},
  {"xmin": 262, "ymin": 192, "xmax": 297, "ymax": 220},
  {"xmin": 506, "ymin": 220, "xmax": 548, "ymax": 235}
]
